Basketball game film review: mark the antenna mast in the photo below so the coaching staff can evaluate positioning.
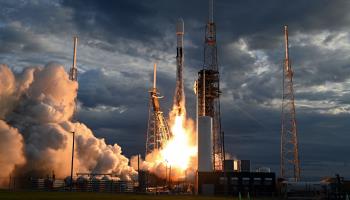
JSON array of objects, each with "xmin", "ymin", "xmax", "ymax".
[
  {"xmin": 69, "ymin": 36, "xmax": 78, "ymax": 81},
  {"xmin": 69, "ymin": 36, "xmax": 79, "ymax": 122},
  {"xmin": 281, "ymin": 25, "xmax": 301, "ymax": 181}
]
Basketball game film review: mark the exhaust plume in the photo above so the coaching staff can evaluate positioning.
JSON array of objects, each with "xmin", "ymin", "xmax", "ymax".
[
  {"xmin": 0, "ymin": 65, "xmax": 26, "ymax": 186},
  {"xmin": 0, "ymin": 120, "xmax": 25, "ymax": 186},
  {"xmin": 0, "ymin": 63, "xmax": 136, "ymax": 186}
]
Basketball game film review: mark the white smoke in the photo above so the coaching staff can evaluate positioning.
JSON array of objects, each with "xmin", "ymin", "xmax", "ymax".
[
  {"xmin": 0, "ymin": 63, "xmax": 136, "ymax": 185},
  {"xmin": 0, "ymin": 65, "xmax": 26, "ymax": 186},
  {"xmin": 0, "ymin": 120, "xmax": 25, "ymax": 186},
  {"xmin": 0, "ymin": 65, "xmax": 19, "ymax": 118}
]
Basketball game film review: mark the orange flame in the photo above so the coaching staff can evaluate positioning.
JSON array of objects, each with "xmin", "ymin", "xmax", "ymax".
[
  {"xmin": 139, "ymin": 106, "xmax": 197, "ymax": 181},
  {"xmin": 161, "ymin": 114, "xmax": 197, "ymax": 171}
]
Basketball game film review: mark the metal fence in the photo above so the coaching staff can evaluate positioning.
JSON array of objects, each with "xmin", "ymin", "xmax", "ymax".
[{"xmin": 1, "ymin": 177, "xmax": 135, "ymax": 193}]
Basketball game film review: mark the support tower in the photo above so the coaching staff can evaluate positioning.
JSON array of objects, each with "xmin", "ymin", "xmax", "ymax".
[
  {"xmin": 280, "ymin": 26, "xmax": 301, "ymax": 181},
  {"xmin": 145, "ymin": 64, "xmax": 171, "ymax": 155},
  {"xmin": 197, "ymin": 0, "xmax": 224, "ymax": 171}
]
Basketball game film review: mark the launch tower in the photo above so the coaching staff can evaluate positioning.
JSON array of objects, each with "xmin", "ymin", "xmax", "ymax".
[
  {"xmin": 145, "ymin": 64, "xmax": 171, "ymax": 155},
  {"xmin": 197, "ymin": 0, "xmax": 224, "ymax": 171}
]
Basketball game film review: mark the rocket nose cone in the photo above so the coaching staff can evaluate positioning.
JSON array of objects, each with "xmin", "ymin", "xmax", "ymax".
[{"xmin": 176, "ymin": 18, "xmax": 184, "ymax": 34}]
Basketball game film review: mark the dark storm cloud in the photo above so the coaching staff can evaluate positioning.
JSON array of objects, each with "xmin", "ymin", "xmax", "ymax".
[
  {"xmin": 0, "ymin": 23, "xmax": 46, "ymax": 53},
  {"xmin": 214, "ymin": 0, "xmax": 350, "ymax": 50},
  {"xmin": 1, "ymin": 0, "xmax": 350, "ymax": 178},
  {"xmin": 77, "ymin": 66, "xmax": 177, "ymax": 109},
  {"xmin": 78, "ymin": 69, "xmax": 147, "ymax": 107},
  {"xmin": 0, "ymin": 1, "xmax": 74, "ymax": 35},
  {"xmin": 62, "ymin": 0, "xmax": 158, "ymax": 43}
]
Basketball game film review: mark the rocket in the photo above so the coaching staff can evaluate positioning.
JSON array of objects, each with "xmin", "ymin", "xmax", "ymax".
[{"xmin": 174, "ymin": 18, "xmax": 185, "ymax": 115}]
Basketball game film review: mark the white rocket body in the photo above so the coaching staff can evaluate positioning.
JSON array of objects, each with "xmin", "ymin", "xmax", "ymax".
[{"xmin": 174, "ymin": 19, "xmax": 185, "ymax": 115}]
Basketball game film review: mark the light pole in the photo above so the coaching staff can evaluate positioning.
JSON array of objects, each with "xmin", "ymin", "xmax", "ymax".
[
  {"xmin": 169, "ymin": 165, "xmax": 172, "ymax": 188},
  {"xmin": 70, "ymin": 131, "xmax": 75, "ymax": 192},
  {"xmin": 165, "ymin": 160, "xmax": 168, "ymax": 186}
]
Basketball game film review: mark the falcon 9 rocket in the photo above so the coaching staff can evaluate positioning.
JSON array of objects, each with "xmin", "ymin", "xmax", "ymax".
[{"xmin": 174, "ymin": 18, "xmax": 185, "ymax": 115}]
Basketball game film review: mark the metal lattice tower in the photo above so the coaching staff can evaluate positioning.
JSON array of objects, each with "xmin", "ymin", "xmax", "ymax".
[
  {"xmin": 145, "ymin": 63, "xmax": 171, "ymax": 155},
  {"xmin": 280, "ymin": 25, "xmax": 301, "ymax": 181},
  {"xmin": 197, "ymin": 0, "xmax": 224, "ymax": 171}
]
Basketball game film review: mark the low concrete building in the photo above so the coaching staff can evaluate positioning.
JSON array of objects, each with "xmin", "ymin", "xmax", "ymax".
[{"xmin": 197, "ymin": 171, "xmax": 276, "ymax": 196}]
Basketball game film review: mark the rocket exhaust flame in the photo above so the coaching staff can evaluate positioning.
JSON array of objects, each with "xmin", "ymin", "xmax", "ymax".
[
  {"xmin": 136, "ymin": 109, "xmax": 197, "ymax": 181},
  {"xmin": 134, "ymin": 19, "xmax": 197, "ymax": 182},
  {"xmin": 139, "ymin": 60, "xmax": 197, "ymax": 181},
  {"xmin": 162, "ymin": 115, "xmax": 194, "ymax": 170}
]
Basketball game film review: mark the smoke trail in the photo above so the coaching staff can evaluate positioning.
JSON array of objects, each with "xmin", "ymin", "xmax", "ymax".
[{"xmin": 0, "ymin": 63, "xmax": 136, "ymax": 185}]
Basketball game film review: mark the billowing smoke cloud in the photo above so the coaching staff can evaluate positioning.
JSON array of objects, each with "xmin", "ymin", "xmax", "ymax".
[
  {"xmin": 0, "ymin": 65, "xmax": 26, "ymax": 186},
  {"xmin": 0, "ymin": 120, "xmax": 25, "ymax": 185},
  {"xmin": 0, "ymin": 65, "xmax": 20, "ymax": 117},
  {"xmin": 0, "ymin": 63, "xmax": 136, "ymax": 185}
]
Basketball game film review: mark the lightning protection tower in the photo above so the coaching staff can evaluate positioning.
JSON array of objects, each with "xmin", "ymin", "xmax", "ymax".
[
  {"xmin": 197, "ymin": 0, "xmax": 224, "ymax": 171},
  {"xmin": 145, "ymin": 63, "xmax": 171, "ymax": 155},
  {"xmin": 69, "ymin": 36, "xmax": 78, "ymax": 81},
  {"xmin": 69, "ymin": 36, "xmax": 78, "ymax": 122},
  {"xmin": 280, "ymin": 25, "xmax": 301, "ymax": 181}
]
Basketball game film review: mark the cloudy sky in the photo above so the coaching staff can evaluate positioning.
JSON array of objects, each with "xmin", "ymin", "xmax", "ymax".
[{"xmin": 1, "ymin": 0, "xmax": 350, "ymax": 180}]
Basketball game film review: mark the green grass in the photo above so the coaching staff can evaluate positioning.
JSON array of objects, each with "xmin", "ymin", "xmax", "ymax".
[{"xmin": 0, "ymin": 190, "xmax": 278, "ymax": 200}]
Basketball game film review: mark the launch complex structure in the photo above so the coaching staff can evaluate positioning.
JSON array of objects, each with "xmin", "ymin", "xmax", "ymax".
[
  {"xmin": 145, "ymin": 63, "xmax": 171, "ymax": 155},
  {"xmin": 65, "ymin": 0, "xmax": 301, "ymax": 187},
  {"xmin": 145, "ymin": 17, "xmax": 187, "ymax": 153},
  {"xmin": 145, "ymin": 0, "xmax": 225, "ymax": 173},
  {"xmin": 62, "ymin": 0, "xmax": 302, "ymax": 193},
  {"xmin": 196, "ymin": 0, "xmax": 224, "ymax": 172},
  {"xmin": 144, "ymin": 0, "xmax": 302, "ymax": 192}
]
